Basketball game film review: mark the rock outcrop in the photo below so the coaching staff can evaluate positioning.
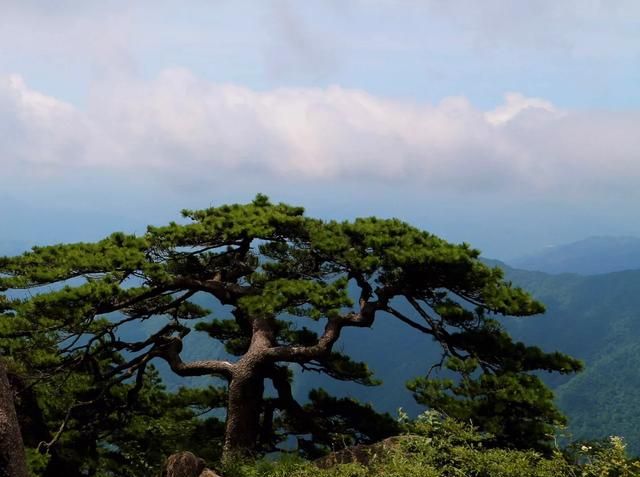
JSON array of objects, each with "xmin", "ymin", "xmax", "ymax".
[
  {"xmin": 314, "ymin": 436, "xmax": 408, "ymax": 469},
  {"xmin": 161, "ymin": 451, "xmax": 221, "ymax": 477}
]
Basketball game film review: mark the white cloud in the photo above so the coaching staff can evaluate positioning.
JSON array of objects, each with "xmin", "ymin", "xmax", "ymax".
[
  {"xmin": 0, "ymin": 75, "xmax": 94, "ymax": 172},
  {"xmin": 485, "ymin": 93, "xmax": 559, "ymax": 125},
  {"xmin": 1, "ymin": 70, "xmax": 639, "ymax": 197}
]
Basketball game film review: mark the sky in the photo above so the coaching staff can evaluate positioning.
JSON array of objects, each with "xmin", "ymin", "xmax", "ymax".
[{"xmin": 1, "ymin": 0, "xmax": 639, "ymax": 259}]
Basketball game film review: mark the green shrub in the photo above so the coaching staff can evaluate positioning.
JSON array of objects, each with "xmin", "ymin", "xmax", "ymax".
[{"xmin": 221, "ymin": 411, "xmax": 640, "ymax": 477}]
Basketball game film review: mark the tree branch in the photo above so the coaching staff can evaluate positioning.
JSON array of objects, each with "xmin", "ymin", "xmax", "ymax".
[
  {"xmin": 384, "ymin": 306, "xmax": 432, "ymax": 334},
  {"xmin": 265, "ymin": 301, "xmax": 381, "ymax": 362},
  {"xmin": 171, "ymin": 276, "xmax": 253, "ymax": 305},
  {"xmin": 152, "ymin": 335, "xmax": 235, "ymax": 380}
]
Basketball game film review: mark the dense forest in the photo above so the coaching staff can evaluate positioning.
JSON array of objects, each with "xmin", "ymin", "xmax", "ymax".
[{"xmin": 1, "ymin": 196, "xmax": 639, "ymax": 476}]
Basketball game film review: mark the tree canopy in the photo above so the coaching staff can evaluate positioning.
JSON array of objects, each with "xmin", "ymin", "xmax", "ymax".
[{"xmin": 0, "ymin": 195, "xmax": 581, "ymax": 473}]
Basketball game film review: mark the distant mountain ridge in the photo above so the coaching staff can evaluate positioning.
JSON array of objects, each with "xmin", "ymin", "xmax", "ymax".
[{"xmin": 509, "ymin": 236, "xmax": 640, "ymax": 275}]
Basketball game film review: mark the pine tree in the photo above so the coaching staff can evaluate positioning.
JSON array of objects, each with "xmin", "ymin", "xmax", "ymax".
[{"xmin": 0, "ymin": 195, "xmax": 581, "ymax": 461}]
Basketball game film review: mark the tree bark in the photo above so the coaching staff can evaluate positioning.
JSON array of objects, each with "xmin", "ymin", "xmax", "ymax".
[
  {"xmin": 0, "ymin": 360, "xmax": 28, "ymax": 477},
  {"xmin": 222, "ymin": 369, "xmax": 264, "ymax": 459}
]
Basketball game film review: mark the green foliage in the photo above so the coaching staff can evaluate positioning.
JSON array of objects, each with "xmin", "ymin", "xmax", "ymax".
[
  {"xmin": 238, "ymin": 278, "xmax": 352, "ymax": 320},
  {"xmin": 1, "ymin": 294, "xmax": 226, "ymax": 475},
  {"xmin": 24, "ymin": 448, "xmax": 50, "ymax": 477},
  {"xmin": 571, "ymin": 437, "xmax": 640, "ymax": 477},
  {"xmin": 408, "ymin": 356, "xmax": 569, "ymax": 452},
  {"xmin": 223, "ymin": 412, "xmax": 640, "ymax": 477},
  {"xmin": 21, "ymin": 364, "xmax": 225, "ymax": 476},
  {"xmin": 278, "ymin": 388, "xmax": 401, "ymax": 458},
  {"xmin": 0, "ymin": 195, "xmax": 583, "ymax": 469},
  {"xmin": 495, "ymin": 263, "xmax": 640, "ymax": 454}
]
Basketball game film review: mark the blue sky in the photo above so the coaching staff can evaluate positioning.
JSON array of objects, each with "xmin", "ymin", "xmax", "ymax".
[{"xmin": 1, "ymin": 1, "xmax": 639, "ymax": 258}]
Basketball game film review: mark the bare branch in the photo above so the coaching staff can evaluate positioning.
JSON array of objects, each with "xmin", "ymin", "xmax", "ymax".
[{"xmin": 384, "ymin": 306, "xmax": 432, "ymax": 334}]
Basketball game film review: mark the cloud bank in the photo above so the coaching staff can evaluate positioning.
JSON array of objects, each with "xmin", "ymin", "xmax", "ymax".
[{"xmin": 1, "ymin": 70, "xmax": 638, "ymax": 197}]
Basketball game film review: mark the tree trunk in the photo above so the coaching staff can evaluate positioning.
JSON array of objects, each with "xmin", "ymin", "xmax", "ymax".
[
  {"xmin": 0, "ymin": 360, "xmax": 28, "ymax": 477},
  {"xmin": 222, "ymin": 370, "xmax": 264, "ymax": 460}
]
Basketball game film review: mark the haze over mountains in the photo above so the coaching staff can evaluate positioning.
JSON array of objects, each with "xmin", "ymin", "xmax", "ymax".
[
  {"xmin": 0, "ymin": 240, "xmax": 31, "ymax": 257},
  {"xmin": 510, "ymin": 236, "xmax": 640, "ymax": 275}
]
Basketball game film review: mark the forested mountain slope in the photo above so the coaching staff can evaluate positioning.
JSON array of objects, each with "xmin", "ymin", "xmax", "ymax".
[{"xmin": 498, "ymin": 264, "xmax": 640, "ymax": 452}]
